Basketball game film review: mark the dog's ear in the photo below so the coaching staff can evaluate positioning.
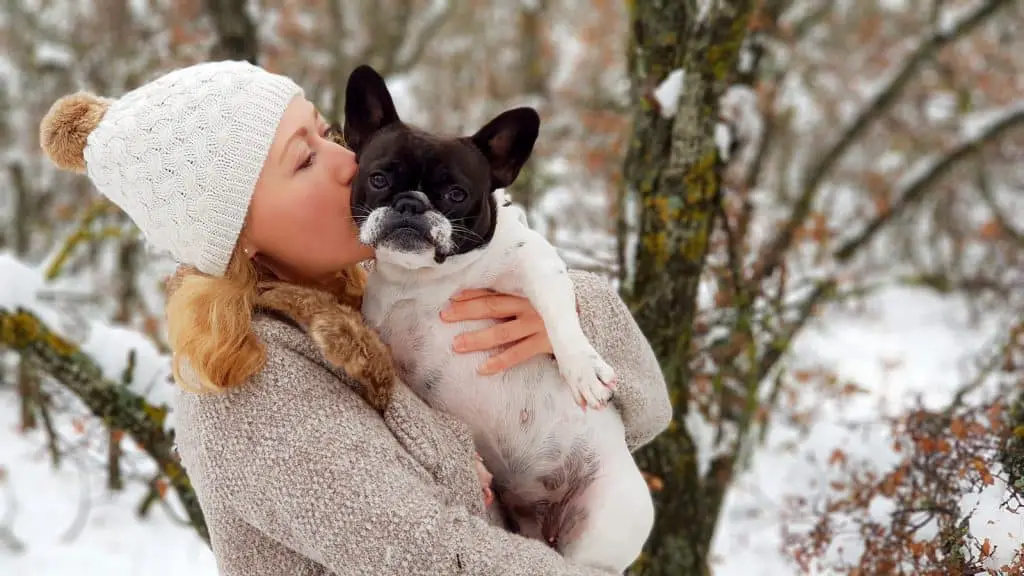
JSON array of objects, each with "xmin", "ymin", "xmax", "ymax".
[
  {"xmin": 343, "ymin": 65, "xmax": 400, "ymax": 152},
  {"xmin": 469, "ymin": 107, "xmax": 540, "ymax": 190}
]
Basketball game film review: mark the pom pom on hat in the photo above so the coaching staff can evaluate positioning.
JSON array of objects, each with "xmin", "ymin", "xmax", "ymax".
[
  {"xmin": 36, "ymin": 61, "xmax": 305, "ymax": 277},
  {"xmin": 39, "ymin": 92, "xmax": 112, "ymax": 173}
]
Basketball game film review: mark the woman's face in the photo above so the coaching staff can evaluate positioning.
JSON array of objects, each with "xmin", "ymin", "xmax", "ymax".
[{"xmin": 242, "ymin": 95, "xmax": 374, "ymax": 282}]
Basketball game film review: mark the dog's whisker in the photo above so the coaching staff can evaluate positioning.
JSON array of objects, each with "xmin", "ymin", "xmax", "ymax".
[{"xmin": 450, "ymin": 225, "xmax": 483, "ymax": 243}]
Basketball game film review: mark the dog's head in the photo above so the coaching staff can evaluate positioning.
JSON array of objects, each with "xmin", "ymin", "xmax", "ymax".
[{"xmin": 341, "ymin": 65, "xmax": 539, "ymax": 269}]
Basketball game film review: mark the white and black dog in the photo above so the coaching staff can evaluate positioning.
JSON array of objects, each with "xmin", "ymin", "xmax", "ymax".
[{"xmin": 342, "ymin": 65, "xmax": 654, "ymax": 572}]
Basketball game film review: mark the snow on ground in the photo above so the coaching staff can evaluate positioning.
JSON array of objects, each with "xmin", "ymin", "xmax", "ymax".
[
  {"xmin": 711, "ymin": 285, "xmax": 1022, "ymax": 574},
  {"xmin": 0, "ymin": 388, "xmax": 217, "ymax": 575},
  {"xmin": 1, "ymin": 244, "xmax": 1020, "ymax": 574}
]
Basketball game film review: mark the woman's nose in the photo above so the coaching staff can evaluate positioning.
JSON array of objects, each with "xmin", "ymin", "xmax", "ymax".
[{"xmin": 331, "ymin": 144, "xmax": 358, "ymax": 184}]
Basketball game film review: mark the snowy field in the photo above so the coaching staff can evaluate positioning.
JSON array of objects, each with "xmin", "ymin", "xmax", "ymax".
[{"xmin": 2, "ymin": 250, "xmax": 1019, "ymax": 575}]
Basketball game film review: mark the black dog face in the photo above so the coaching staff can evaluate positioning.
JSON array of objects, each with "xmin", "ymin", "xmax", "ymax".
[{"xmin": 341, "ymin": 64, "xmax": 539, "ymax": 268}]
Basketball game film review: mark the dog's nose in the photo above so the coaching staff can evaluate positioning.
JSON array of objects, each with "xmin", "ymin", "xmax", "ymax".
[{"xmin": 394, "ymin": 193, "xmax": 429, "ymax": 215}]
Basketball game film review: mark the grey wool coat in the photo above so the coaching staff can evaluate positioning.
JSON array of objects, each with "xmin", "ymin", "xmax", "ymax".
[{"xmin": 172, "ymin": 270, "xmax": 672, "ymax": 575}]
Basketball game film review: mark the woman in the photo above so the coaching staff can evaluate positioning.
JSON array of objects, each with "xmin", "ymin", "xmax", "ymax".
[{"xmin": 38, "ymin": 60, "xmax": 671, "ymax": 575}]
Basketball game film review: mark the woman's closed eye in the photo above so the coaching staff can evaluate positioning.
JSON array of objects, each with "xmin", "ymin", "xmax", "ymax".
[
  {"xmin": 298, "ymin": 150, "xmax": 316, "ymax": 171},
  {"xmin": 297, "ymin": 121, "xmax": 333, "ymax": 171}
]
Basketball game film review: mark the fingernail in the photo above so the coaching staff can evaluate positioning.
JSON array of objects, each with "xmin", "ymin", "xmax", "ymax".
[
  {"xmin": 452, "ymin": 337, "xmax": 465, "ymax": 352},
  {"xmin": 479, "ymin": 360, "xmax": 496, "ymax": 375}
]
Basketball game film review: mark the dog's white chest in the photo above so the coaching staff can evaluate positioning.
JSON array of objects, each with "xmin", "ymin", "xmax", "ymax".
[
  {"xmin": 371, "ymin": 296, "xmax": 472, "ymax": 402},
  {"xmin": 365, "ymin": 283, "xmax": 527, "ymax": 428}
]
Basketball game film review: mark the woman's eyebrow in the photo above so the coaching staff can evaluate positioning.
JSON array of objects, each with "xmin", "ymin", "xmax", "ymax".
[
  {"xmin": 278, "ymin": 103, "xmax": 321, "ymax": 168},
  {"xmin": 279, "ymin": 126, "xmax": 309, "ymax": 168}
]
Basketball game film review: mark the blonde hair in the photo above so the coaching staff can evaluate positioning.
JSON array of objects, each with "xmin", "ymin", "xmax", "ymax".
[
  {"xmin": 166, "ymin": 249, "xmax": 265, "ymax": 392},
  {"xmin": 165, "ymin": 247, "xmax": 370, "ymax": 393}
]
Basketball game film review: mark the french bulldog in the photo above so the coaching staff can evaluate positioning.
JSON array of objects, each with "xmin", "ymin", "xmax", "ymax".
[{"xmin": 341, "ymin": 64, "xmax": 654, "ymax": 573}]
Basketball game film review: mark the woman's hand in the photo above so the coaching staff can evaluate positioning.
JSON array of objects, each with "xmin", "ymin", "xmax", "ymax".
[
  {"xmin": 440, "ymin": 289, "xmax": 574, "ymax": 375},
  {"xmin": 474, "ymin": 452, "xmax": 494, "ymax": 508}
]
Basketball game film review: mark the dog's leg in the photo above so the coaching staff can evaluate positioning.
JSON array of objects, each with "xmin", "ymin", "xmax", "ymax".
[
  {"xmin": 557, "ymin": 452, "xmax": 654, "ymax": 573},
  {"xmin": 493, "ymin": 233, "xmax": 616, "ymax": 410}
]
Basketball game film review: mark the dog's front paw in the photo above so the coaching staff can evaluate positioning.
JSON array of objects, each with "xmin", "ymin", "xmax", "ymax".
[{"xmin": 556, "ymin": 343, "xmax": 617, "ymax": 410}]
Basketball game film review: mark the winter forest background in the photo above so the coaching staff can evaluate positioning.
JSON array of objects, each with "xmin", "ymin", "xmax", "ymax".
[{"xmin": 1, "ymin": 0, "xmax": 1023, "ymax": 574}]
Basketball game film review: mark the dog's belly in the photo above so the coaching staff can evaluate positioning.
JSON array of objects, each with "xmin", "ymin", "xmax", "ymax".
[{"xmin": 371, "ymin": 297, "xmax": 626, "ymax": 508}]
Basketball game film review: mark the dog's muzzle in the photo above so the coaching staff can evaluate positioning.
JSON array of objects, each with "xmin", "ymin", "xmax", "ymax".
[{"xmin": 358, "ymin": 192, "xmax": 456, "ymax": 262}]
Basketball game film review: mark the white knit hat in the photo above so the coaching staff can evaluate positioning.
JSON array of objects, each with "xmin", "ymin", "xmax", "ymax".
[{"xmin": 39, "ymin": 60, "xmax": 304, "ymax": 276}]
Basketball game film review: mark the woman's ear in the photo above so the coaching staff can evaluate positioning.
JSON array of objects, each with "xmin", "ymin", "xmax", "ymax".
[{"xmin": 238, "ymin": 240, "xmax": 257, "ymax": 260}]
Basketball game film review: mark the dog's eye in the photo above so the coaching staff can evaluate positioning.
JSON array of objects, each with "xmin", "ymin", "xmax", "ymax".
[
  {"xmin": 368, "ymin": 172, "xmax": 389, "ymax": 190},
  {"xmin": 445, "ymin": 186, "xmax": 468, "ymax": 203}
]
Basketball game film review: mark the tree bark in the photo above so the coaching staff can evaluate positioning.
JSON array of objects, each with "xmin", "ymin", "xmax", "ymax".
[
  {"xmin": 507, "ymin": 0, "xmax": 550, "ymax": 225},
  {"xmin": 107, "ymin": 237, "xmax": 141, "ymax": 492},
  {"xmin": 10, "ymin": 162, "xmax": 39, "ymax": 432},
  {"xmin": 205, "ymin": 0, "xmax": 258, "ymax": 63},
  {"xmin": 621, "ymin": 1, "xmax": 755, "ymax": 574}
]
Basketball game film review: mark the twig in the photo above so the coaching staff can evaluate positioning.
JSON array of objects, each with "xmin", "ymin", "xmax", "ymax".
[
  {"xmin": 58, "ymin": 449, "xmax": 93, "ymax": 544},
  {"xmin": 36, "ymin": 389, "xmax": 62, "ymax": 467},
  {"xmin": 756, "ymin": 278, "xmax": 835, "ymax": 383},
  {"xmin": 43, "ymin": 199, "xmax": 115, "ymax": 280},
  {"xmin": 388, "ymin": 0, "xmax": 454, "ymax": 76},
  {"xmin": 0, "ymin": 473, "xmax": 25, "ymax": 553},
  {"xmin": 974, "ymin": 159, "xmax": 1024, "ymax": 247},
  {"xmin": 751, "ymin": 102, "xmax": 1024, "ymax": 384}
]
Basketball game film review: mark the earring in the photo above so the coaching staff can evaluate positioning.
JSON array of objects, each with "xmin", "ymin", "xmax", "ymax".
[{"xmin": 243, "ymin": 247, "xmax": 252, "ymax": 258}]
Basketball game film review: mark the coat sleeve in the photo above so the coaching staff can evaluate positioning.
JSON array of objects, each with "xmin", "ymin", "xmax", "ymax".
[
  {"xmin": 570, "ymin": 270, "xmax": 673, "ymax": 451},
  {"xmin": 214, "ymin": 346, "xmax": 616, "ymax": 576}
]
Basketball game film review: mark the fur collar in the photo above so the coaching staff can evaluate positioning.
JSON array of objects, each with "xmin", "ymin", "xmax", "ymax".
[{"xmin": 166, "ymin": 262, "xmax": 396, "ymax": 412}]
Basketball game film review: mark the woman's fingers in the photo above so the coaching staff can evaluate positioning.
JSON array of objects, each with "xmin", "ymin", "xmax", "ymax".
[
  {"xmin": 478, "ymin": 334, "xmax": 552, "ymax": 375},
  {"xmin": 453, "ymin": 317, "xmax": 536, "ymax": 353},
  {"xmin": 441, "ymin": 293, "xmax": 532, "ymax": 322},
  {"xmin": 441, "ymin": 290, "xmax": 556, "ymax": 374},
  {"xmin": 449, "ymin": 288, "xmax": 498, "ymax": 301}
]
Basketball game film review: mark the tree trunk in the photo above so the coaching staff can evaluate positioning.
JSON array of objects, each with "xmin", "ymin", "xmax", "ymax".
[
  {"xmin": 10, "ymin": 162, "xmax": 39, "ymax": 431},
  {"xmin": 107, "ymin": 237, "xmax": 141, "ymax": 492},
  {"xmin": 507, "ymin": 1, "xmax": 550, "ymax": 224},
  {"xmin": 205, "ymin": 0, "xmax": 259, "ymax": 63},
  {"xmin": 621, "ymin": 2, "xmax": 755, "ymax": 575}
]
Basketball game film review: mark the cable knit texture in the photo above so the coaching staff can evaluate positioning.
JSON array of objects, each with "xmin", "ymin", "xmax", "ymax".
[
  {"xmin": 171, "ymin": 270, "xmax": 672, "ymax": 575},
  {"xmin": 82, "ymin": 61, "xmax": 303, "ymax": 275}
]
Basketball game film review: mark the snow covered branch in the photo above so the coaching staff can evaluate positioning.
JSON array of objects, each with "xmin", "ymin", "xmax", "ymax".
[
  {"xmin": 753, "ymin": 0, "xmax": 1014, "ymax": 284},
  {"xmin": 0, "ymin": 306, "xmax": 208, "ymax": 544},
  {"xmin": 743, "ymin": 102, "xmax": 1024, "ymax": 397},
  {"xmin": 835, "ymin": 102, "xmax": 1024, "ymax": 261}
]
